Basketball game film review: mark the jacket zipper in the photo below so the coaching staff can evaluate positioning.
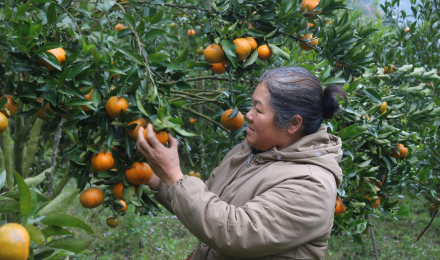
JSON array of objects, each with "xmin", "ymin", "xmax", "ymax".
[{"xmin": 218, "ymin": 153, "xmax": 254, "ymax": 198}]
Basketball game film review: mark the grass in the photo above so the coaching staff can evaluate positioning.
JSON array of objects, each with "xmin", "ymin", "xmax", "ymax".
[{"xmin": 67, "ymin": 186, "xmax": 439, "ymax": 260}]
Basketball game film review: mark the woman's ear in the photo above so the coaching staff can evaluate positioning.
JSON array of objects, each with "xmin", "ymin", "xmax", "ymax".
[{"xmin": 286, "ymin": 115, "xmax": 303, "ymax": 135}]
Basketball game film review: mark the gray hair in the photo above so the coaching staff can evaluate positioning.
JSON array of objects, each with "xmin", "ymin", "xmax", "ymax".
[{"xmin": 259, "ymin": 67, "xmax": 347, "ymax": 135}]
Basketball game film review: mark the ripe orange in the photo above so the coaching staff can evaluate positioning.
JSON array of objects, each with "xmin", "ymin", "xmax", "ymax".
[
  {"xmin": 308, "ymin": 23, "xmax": 315, "ymax": 27},
  {"xmin": 362, "ymin": 115, "xmax": 370, "ymax": 120},
  {"xmin": 380, "ymin": 101, "xmax": 387, "ymax": 114},
  {"xmin": 257, "ymin": 45, "xmax": 273, "ymax": 61},
  {"xmin": 115, "ymin": 24, "xmax": 126, "ymax": 32},
  {"xmin": 0, "ymin": 95, "xmax": 18, "ymax": 117},
  {"xmin": 334, "ymin": 196, "xmax": 346, "ymax": 215},
  {"xmin": 246, "ymin": 37, "xmax": 257, "ymax": 52},
  {"xmin": 36, "ymin": 98, "xmax": 55, "ymax": 120},
  {"xmin": 189, "ymin": 118, "xmax": 196, "ymax": 124},
  {"xmin": 248, "ymin": 23, "xmax": 254, "ymax": 29},
  {"xmin": 117, "ymin": 200, "xmax": 127, "ymax": 212},
  {"xmin": 143, "ymin": 128, "xmax": 168, "ymax": 145},
  {"xmin": 91, "ymin": 150, "xmax": 115, "ymax": 172},
  {"xmin": 113, "ymin": 182, "xmax": 137, "ymax": 200},
  {"xmin": 188, "ymin": 29, "xmax": 195, "ymax": 36},
  {"xmin": 204, "ymin": 44, "xmax": 226, "ymax": 63},
  {"xmin": 126, "ymin": 162, "xmax": 153, "ymax": 185},
  {"xmin": 300, "ymin": 0, "xmax": 321, "ymax": 17},
  {"xmin": 210, "ymin": 63, "xmax": 226, "ymax": 74},
  {"xmin": 429, "ymin": 204, "xmax": 437, "ymax": 212},
  {"xmin": 189, "ymin": 171, "xmax": 201, "ymax": 178},
  {"xmin": 0, "ymin": 223, "xmax": 30, "ymax": 260},
  {"xmin": 221, "ymin": 109, "xmax": 245, "ymax": 131},
  {"xmin": 106, "ymin": 215, "xmax": 120, "ymax": 228},
  {"xmin": 0, "ymin": 113, "xmax": 8, "ymax": 134},
  {"xmin": 79, "ymin": 187, "xmax": 105, "ymax": 208},
  {"xmin": 127, "ymin": 118, "xmax": 148, "ymax": 140},
  {"xmin": 299, "ymin": 34, "xmax": 318, "ymax": 50},
  {"xmin": 105, "ymin": 96, "xmax": 129, "ymax": 118},
  {"xmin": 366, "ymin": 194, "xmax": 381, "ymax": 209},
  {"xmin": 233, "ymin": 38, "xmax": 252, "ymax": 61},
  {"xmin": 38, "ymin": 47, "xmax": 66, "ymax": 71},
  {"xmin": 404, "ymin": 27, "xmax": 410, "ymax": 33},
  {"xmin": 336, "ymin": 63, "xmax": 343, "ymax": 68},
  {"xmin": 390, "ymin": 144, "xmax": 408, "ymax": 159},
  {"xmin": 80, "ymin": 89, "xmax": 94, "ymax": 112},
  {"xmin": 384, "ymin": 65, "xmax": 395, "ymax": 74}
]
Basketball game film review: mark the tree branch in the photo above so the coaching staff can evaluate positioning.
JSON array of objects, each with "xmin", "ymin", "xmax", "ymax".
[
  {"xmin": 416, "ymin": 209, "xmax": 438, "ymax": 242},
  {"xmin": 180, "ymin": 106, "xmax": 229, "ymax": 132}
]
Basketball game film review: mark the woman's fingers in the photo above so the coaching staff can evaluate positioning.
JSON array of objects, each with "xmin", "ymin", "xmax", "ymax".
[
  {"xmin": 145, "ymin": 123, "xmax": 162, "ymax": 148},
  {"xmin": 137, "ymin": 127, "xmax": 151, "ymax": 156},
  {"xmin": 168, "ymin": 132, "xmax": 178, "ymax": 150}
]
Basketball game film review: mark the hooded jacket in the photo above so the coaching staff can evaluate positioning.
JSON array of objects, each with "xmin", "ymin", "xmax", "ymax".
[{"xmin": 154, "ymin": 125, "xmax": 343, "ymax": 259}]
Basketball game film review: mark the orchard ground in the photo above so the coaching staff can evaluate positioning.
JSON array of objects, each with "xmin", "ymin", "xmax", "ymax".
[{"xmin": 64, "ymin": 180, "xmax": 440, "ymax": 260}]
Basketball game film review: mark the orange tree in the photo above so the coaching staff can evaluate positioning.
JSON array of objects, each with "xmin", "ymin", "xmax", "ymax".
[{"xmin": 0, "ymin": 0, "xmax": 438, "ymax": 255}]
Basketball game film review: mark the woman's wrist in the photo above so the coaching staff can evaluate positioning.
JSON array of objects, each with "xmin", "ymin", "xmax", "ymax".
[
  {"xmin": 164, "ymin": 172, "xmax": 184, "ymax": 188},
  {"xmin": 146, "ymin": 174, "xmax": 162, "ymax": 190}
]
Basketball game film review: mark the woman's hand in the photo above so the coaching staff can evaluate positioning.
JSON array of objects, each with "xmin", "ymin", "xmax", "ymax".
[
  {"xmin": 136, "ymin": 124, "xmax": 183, "ymax": 188},
  {"xmin": 145, "ymin": 173, "xmax": 162, "ymax": 190}
]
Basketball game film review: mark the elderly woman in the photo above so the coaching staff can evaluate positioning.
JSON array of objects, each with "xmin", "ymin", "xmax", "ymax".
[{"xmin": 137, "ymin": 67, "xmax": 347, "ymax": 260}]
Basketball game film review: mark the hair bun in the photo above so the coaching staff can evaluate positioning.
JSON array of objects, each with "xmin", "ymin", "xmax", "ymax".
[{"xmin": 322, "ymin": 85, "xmax": 347, "ymax": 120}]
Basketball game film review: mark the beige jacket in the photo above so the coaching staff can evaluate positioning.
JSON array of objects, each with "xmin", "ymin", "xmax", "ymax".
[{"xmin": 154, "ymin": 125, "xmax": 343, "ymax": 259}]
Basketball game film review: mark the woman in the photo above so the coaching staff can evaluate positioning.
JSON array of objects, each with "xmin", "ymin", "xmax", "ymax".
[{"xmin": 137, "ymin": 67, "xmax": 347, "ymax": 260}]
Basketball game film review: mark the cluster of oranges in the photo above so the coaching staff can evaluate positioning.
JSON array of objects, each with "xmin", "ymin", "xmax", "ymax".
[
  {"xmin": 203, "ymin": 36, "xmax": 272, "ymax": 75},
  {"xmin": 0, "ymin": 95, "xmax": 18, "ymax": 134}
]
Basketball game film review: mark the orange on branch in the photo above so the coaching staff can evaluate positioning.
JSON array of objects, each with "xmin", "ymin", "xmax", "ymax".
[
  {"xmin": 117, "ymin": 200, "xmax": 127, "ymax": 212},
  {"xmin": 143, "ymin": 128, "xmax": 168, "ymax": 145},
  {"xmin": 106, "ymin": 215, "xmax": 120, "ymax": 228},
  {"xmin": 91, "ymin": 150, "xmax": 115, "ymax": 172},
  {"xmin": 0, "ymin": 113, "xmax": 8, "ymax": 134},
  {"xmin": 0, "ymin": 95, "xmax": 18, "ymax": 117},
  {"xmin": 300, "ymin": 0, "xmax": 321, "ymax": 17},
  {"xmin": 204, "ymin": 44, "xmax": 226, "ymax": 63},
  {"xmin": 257, "ymin": 45, "xmax": 273, "ymax": 60},
  {"xmin": 429, "ymin": 204, "xmax": 437, "ymax": 212},
  {"xmin": 233, "ymin": 38, "xmax": 252, "ymax": 61},
  {"xmin": 115, "ymin": 24, "xmax": 126, "ymax": 32},
  {"xmin": 79, "ymin": 187, "xmax": 105, "ymax": 208},
  {"xmin": 210, "ymin": 63, "xmax": 226, "ymax": 74},
  {"xmin": 404, "ymin": 27, "xmax": 410, "ymax": 33},
  {"xmin": 105, "ymin": 96, "xmax": 129, "ymax": 118},
  {"xmin": 380, "ymin": 101, "xmax": 388, "ymax": 114},
  {"xmin": 0, "ymin": 223, "xmax": 30, "ymax": 260},
  {"xmin": 35, "ymin": 98, "xmax": 55, "ymax": 120},
  {"xmin": 38, "ymin": 47, "xmax": 66, "ymax": 71},
  {"xmin": 126, "ymin": 162, "xmax": 153, "ymax": 185},
  {"xmin": 188, "ymin": 29, "xmax": 195, "ymax": 36},
  {"xmin": 189, "ymin": 118, "xmax": 196, "ymax": 124},
  {"xmin": 390, "ymin": 144, "xmax": 408, "ymax": 159},
  {"xmin": 246, "ymin": 37, "xmax": 258, "ymax": 52},
  {"xmin": 334, "ymin": 196, "xmax": 346, "ymax": 215},
  {"xmin": 221, "ymin": 109, "xmax": 245, "ymax": 131},
  {"xmin": 80, "ymin": 88, "xmax": 94, "ymax": 112},
  {"xmin": 299, "ymin": 34, "xmax": 318, "ymax": 51},
  {"xmin": 127, "ymin": 118, "xmax": 148, "ymax": 140},
  {"xmin": 384, "ymin": 65, "xmax": 396, "ymax": 74}
]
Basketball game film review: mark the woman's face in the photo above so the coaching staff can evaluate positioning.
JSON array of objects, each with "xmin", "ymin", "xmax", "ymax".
[{"xmin": 245, "ymin": 83, "xmax": 300, "ymax": 151}]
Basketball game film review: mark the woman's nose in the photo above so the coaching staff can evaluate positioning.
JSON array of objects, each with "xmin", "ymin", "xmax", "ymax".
[{"xmin": 246, "ymin": 110, "xmax": 253, "ymax": 121}]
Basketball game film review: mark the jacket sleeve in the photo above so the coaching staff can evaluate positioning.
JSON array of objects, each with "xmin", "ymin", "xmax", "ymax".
[{"xmin": 167, "ymin": 175, "xmax": 334, "ymax": 258}]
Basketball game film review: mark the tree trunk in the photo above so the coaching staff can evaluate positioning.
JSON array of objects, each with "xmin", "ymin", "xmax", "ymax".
[
  {"xmin": 13, "ymin": 104, "xmax": 24, "ymax": 176},
  {"xmin": 50, "ymin": 164, "xmax": 71, "ymax": 200},
  {"xmin": 47, "ymin": 118, "xmax": 65, "ymax": 197},
  {"xmin": 23, "ymin": 118, "xmax": 43, "ymax": 178},
  {"xmin": 0, "ymin": 127, "xmax": 13, "ymax": 189}
]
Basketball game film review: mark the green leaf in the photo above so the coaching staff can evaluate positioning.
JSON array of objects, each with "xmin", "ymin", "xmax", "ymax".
[
  {"xmin": 47, "ymin": 3, "xmax": 57, "ymax": 25},
  {"xmin": 244, "ymin": 49, "xmax": 259, "ymax": 67},
  {"xmin": 65, "ymin": 99, "xmax": 93, "ymax": 106},
  {"xmin": 177, "ymin": 48, "xmax": 188, "ymax": 63},
  {"xmin": 90, "ymin": 49, "xmax": 101, "ymax": 65},
  {"xmin": 264, "ymin": 28, "xmax": 278, "ymax": 39},
  {"xmin": 16, "ymin": 4, "xmax": 30, "ymax": 17},
  {"xmin": 118, "ymin": 48, "xmax": 144, "ymax": 65},
  {"xmin": 364, "ymin": 88, "xmax": 383, "ymax": 103},
  {"xmin": 41, "ymin": 226, "xmax": 74, "ymax": 238},
  {"xmin": 14, "ymin": 171, "xmax": 32, "ymax": 218},
  {"xmin": 187, "ymin": 62, "xmax": 212, "ymax": 70},
  {"xmin": 221, "ymin": 39, "xmax": 238, "ymax": 68},
  {"xmin": 37, "ymin": 52, "xmax": 61, "ymax": 71},
  {"xmin": 0, "ymin": 168, "xmax": 6, "ymax": 190},
  {"xmin": 24, "ymin": 168, "xmax": 51, "ymax": 187},
  {"xmin": 173, "ymin": 127, "xmax": 198, "ymax": 137},
  {"xmin": 165, "ymin": 62, "xmax": 183, "ymax": 73},
  {"xmin": 123, "ymin": 13, "xmax": 136, "ymax": 29},
  {"xmin": 145, "ymin": 29, "xmax": 167, "ymax": 41},
  {"xmin": 397, "ymin": 200, "xmax": 410, "ymax": 216},
  {"xmin": 37, "ymin": 189, "xmax": 79, "ymax": 216},
  {"xmin": 0, "ymin": 198, "xmax": 20, "ymax": 213},
  {"xmin": 150, "ymin": 10, "xmax": 164, "ymax": 24},
  {"xmin": 323, "ymin": 78, "xmax": 346, "ymax": 85},
  {"xmin": 46, "ymin": 235, "xmax": 95, "ymax": 254},
  {"xmin": 136, "ymin": 93, "xmax": 149, "ymax": 117},
  {"xmin": 25, "ymin": 224, "xmax": 45, "ymax": 245},
  {"xmin": 40, "ymin": 214, "xmax": 94, "ymax": 234},
  {"xmin": 148, "ymin": 53, "xmax": 169, "ymax": 63},
  {"xmin": 268, "ymin": 44, "xmax": 290, "ymax": 60},
  {"xmin": 34, "ymin": 43, "xmax": 63, "ymax": 55}
]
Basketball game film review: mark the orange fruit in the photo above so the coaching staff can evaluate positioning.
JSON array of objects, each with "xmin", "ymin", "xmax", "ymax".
[
  {"xmin": 384, "ymin": 65, "xmax": 395, "ymax": 74},
  {"xmin": 35, "ymin": 98, "xmax": 55, "ymax": 120},
  {"xmin": 105, "ymin": 96, "xmax": 129, "ymax": 118},
  {"xmin": 246, "ymin": 37, "xmax": 257, "ymax": 52},
  {"xmin": 299, "ymin": 34, "xmax": 318, "ymax": 50},
  {"xmin": 106, "ymin": 215, "xmax": 120, "ymax": 228},
  {"xmin": 404, "ymin": 27, "xmax": 410, "ymax": 33},
  {"xmin": 79, "ymin": 187, "xmax": 105, "ymax": 208},
  {"xmin": 91, "ymin": 150, "xmax": 115, "ymax": 172},
  {"xmin": 113, "ymin": 182, "xmax": 137, "ymax": 200},
  {"xmin": 0, "ymin": 95, "xmax": 18, "ymax": 117},
  {"xmin": 429, "ymin": 204, "xmax": 437, "ymax": 212},
  {"xmin": 127, "ymin": 118, "xmax": 148, "ymax": 140},
  {"xmin": 366, "ymin": 194, "xmax": 381, "ymax": 209},
  {"xmin": 300, "ymin": 0, "xmax": 321, "ymax": 17},
  {"xmin": 233, "ymin": 38, "xmax": 252, "ymax": 61},
  {"xmin": 188, "ymin": 29, "xmax": 195, "ymax": 36},
  {"xmin": 380, "ymin": 101, "xmax": 388, "ymax": 114},
  {"xmin": 0, "ymin": 113, "xmax": 8, "ymax": 134},
  {"xmin": 143, "ymin": 128, "xmax": 168, "ymax": 145},
  {"xmin": 189, "ymin": 171, "xmax": 201, "ymax": 178},
  {"xmin": 115, "ymin": 24, "xmax": 126, "ymax": 32},
  {"xmin": 80, "ymin": 89, "xmax": 94, "ymax": 112},
  {"xmin": 257, "ymin": 45, "xmax": 273, "ymax": 61},
  {"xmin": 390, "ymin": 144, "xmax": 408, "ymax": 159},
  {"xmin": 210, "ymin": 63, "xmax": 226, "ymax": 74},
  {"xmin": 111, "ymin": 61, "xmax": 120, "ymax": 80},
  {"xmin": 189, "ymin": 118, "xmax": 196, "ymax": 124},
  {"xmin": 362, "ymin": 115, "xmax": 370, "ymax": 120},
  {"xmin": 309, "ymin": 23, "xmax": 315, "ymax": 27},
  {"xmin": 38, "ymin": 47, "xmax": 66, "ymax": 71},
  {"xmin": 248, "ymin": 23, "xmax": 254, "ymax": 29},
  {"xmin": 0, "ymin": 223, "xmax": 30, "ymax": 260},
  {"xmin": 197, "ymin": 49, "xmax": 205, "ymax": 56},
  {"xmin": 204, "ymin": 44, "xmax": 226, "ymax": 63},
  {"xmin": 336, "ymin": 63, "xmax": 343, "ymax": 68},
  {"xmin": 221, "ymin": 109, "xmax": 245, "ymax": 131},
  {"xmin": 126, "ymin": 162, "xmax": 153, "ymax": 185},
  {"xmin": 334, "ymin": 196, "xmax": 346, "ymax": 215},
  {"xmin": 117, "ymin": 200, "xmax": 127, "ymax": 212}
]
